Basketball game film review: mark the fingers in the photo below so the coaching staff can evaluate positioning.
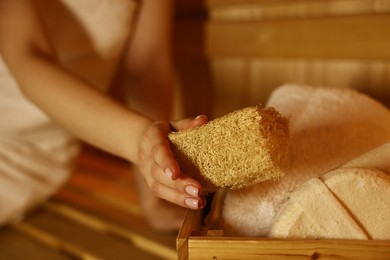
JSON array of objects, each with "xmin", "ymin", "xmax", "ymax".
[
  {"xmin": 138, "ymin": 120, "xmax": 206, "ymax": 210},
  {"xmin": 170, "ymin": 115, "xmax": 208, "ymax": 131},
  {"xmin": 143, "ymin": 162, "xmax": 205, "ymax": 209}
]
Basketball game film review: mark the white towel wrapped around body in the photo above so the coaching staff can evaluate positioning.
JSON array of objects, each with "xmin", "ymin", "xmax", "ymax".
[
  {"xmin": 0, "ymin": 59, "xmax": 80, "ymax": 225},
  {"xmin": 0, "ymin": 1, "xmax": 134, "ymax": 225},
  {"xmin": 221, "ymin": 84, "xmax": 390, "ymax": 237}
]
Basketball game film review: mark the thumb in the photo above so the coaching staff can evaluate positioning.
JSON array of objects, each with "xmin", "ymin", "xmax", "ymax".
[{"xmin": 170, "ymin": 115, "xmax": 208, "ymax": 131}]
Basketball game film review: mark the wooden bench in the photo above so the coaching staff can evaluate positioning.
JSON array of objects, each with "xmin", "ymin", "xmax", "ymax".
[{"xmin": 0, "ymin": 146, "xmax": 177, "ymax": 260}]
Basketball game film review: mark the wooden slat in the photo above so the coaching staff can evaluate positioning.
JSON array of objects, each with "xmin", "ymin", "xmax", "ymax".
[
  {"xmin": 11, "ymin": 222, "xmax": 102, "ymax": 260},
  {"xmin": 176, "ymin": 210, "xmax": 204, "ymax": 260},
  {"xmin": 206, "ymin": 14, "xmax": 390, "ymax": 59},
  {"xmin": 209, "ymin": 58, "xmax": 390, "ymax": 116},
  {"xmin": 20, "ymin": 206, "xmax": 161, "ymax": 260},
  {"xmin": 54, "ymin": 183, "xmax": 141, "ymax": 219},
  {"xmin": 0, "ymin": 145, "xmax": 178, "ymax": 259},
  {"xmin": 207, "ymin": 0, "xmax": 390, "ymax": 21},
  {"xmin": 52, "ymin": 170, "xmax": 177, "ymax": 251},
  {"xmin": 75, "ymin": 146, "xmax": 131, "ymax": 179},
  {"xmin": 0, "ymin": 226, "xmax": 69, "ymax": 260},
  {"xmin": 45, "ymin": 202, "xmax": 178, "ymax": 260},
  {"xmin": 53, "ymin": 183, "xmax": 173, "ymax": 246},
  {"xmin": 188, "ymin": 237, "xmax": 390, "ymax": 259},
  {"xmin": 52, "ymin": 153, "xmax": 177, "ymax": 250},
  {"xmin": 178, "ymin": 193, "xmax": 390, "ymax": 260},
  {"xmin": 64, "ymin": 171, "xmax": 140, "ymax": 211},
  {"xmin": 50, "ymin": 192, "xmax": 177, "ymax": 258}
]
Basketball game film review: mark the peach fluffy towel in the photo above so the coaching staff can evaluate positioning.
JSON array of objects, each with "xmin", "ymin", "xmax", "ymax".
[{"xmin": 221, "ymin": 84, "xmax": 390, "ymax": 237}]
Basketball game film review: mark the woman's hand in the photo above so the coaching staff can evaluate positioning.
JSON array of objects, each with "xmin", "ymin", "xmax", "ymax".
[{"xmin": 137, "ymin": 115, "xmax": 208, "ymax": 209}]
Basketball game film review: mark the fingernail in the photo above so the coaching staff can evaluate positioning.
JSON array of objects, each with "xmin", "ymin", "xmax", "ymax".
[
  {"xmin": 185, "ymin": 185, "xmax": 199, "ymax": 197},
  {"xmin": 185, "ymin": 198, "xmax": 199, "ymax": 209},
  {"xmin": 165, "ymin": 168, "xmax": 173, "ymax": 180},
  {"xmin": 195, "ymin": 115, "xmax": 203, "ymax": 120}
]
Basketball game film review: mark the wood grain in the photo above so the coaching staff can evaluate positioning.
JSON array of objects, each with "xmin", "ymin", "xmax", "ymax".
[
  {"xmin": 206, "ymin": 14, "xmax": 390, "ymax": 59},
  {"xmin": 0, "ymin": 145, "xmax": 177, "ymax": 260},
  {"xmin": 178, "ymin": 209, "xmax": 390, "ymax": 259},
  {"xmin": 188, "ymin": 237, "xmax": 390, "ymax": 260}
]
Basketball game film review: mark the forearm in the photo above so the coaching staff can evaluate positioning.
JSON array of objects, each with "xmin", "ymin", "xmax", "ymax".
[{"xmin": 8, "ymin": 50, "xmax": 152, "ymax": 163}]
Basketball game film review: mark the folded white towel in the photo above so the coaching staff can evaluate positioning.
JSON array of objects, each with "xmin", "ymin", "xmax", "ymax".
[
  {"xmin": 269, "ymin": 167, "xmax": 390, "ymax": 240},
  {"xmin": 0, "ymin": 58, "xmax": 80, "ymax": 225},
  {"xmin": 221, "ymin": 84, "xmax": 390, "ymax": 236}
]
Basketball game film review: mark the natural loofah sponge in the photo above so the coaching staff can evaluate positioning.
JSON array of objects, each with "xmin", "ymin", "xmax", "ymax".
[{"xmin": 168, "ymin": 106, "xmax": 290, "ymax": 192}]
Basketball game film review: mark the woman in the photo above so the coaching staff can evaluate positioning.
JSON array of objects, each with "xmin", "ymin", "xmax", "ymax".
[{"xmin": 0, "ymin": 0, "xmax": 206, "ymax": 231}]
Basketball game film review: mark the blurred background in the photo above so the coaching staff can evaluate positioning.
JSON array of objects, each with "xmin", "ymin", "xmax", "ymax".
[{"xmin": 174, "ymin": 0, "xmax": 390, "ymax": 119}]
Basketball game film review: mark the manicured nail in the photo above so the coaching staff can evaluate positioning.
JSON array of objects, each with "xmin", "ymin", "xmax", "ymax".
[
  {"xmin": 185, "ymin": 198, "xmax": 199, "ymax": 209},
  {"xmin": 185, "ymin": 185, "xmax": 199, "ymax": 197},
  {"xmin": 195, "ymin": 115, "xmax": 203, "ymax": 120},
  {"xmin": 165, "ymin": 168, "xmax": 173, "ymax": 180}
]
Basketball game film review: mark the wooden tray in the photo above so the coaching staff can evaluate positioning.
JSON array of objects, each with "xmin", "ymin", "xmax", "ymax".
[{"xmin": 177, "ymin": 191, "xmax": 390, "ymax": 260}]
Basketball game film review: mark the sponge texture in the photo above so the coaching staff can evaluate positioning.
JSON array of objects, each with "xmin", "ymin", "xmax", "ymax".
[{"xmin": 168, "ymin": 106, "xmax": 290, "ymax": 191}]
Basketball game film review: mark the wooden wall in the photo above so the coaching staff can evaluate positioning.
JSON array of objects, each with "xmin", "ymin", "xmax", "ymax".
[
  {"xmin": 174, "ymin": 0, "xmax": 390, "ymax": 118},
  {"xmin": 173, "ymin": 1, "xmax": 212, "ymax": 119}
]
